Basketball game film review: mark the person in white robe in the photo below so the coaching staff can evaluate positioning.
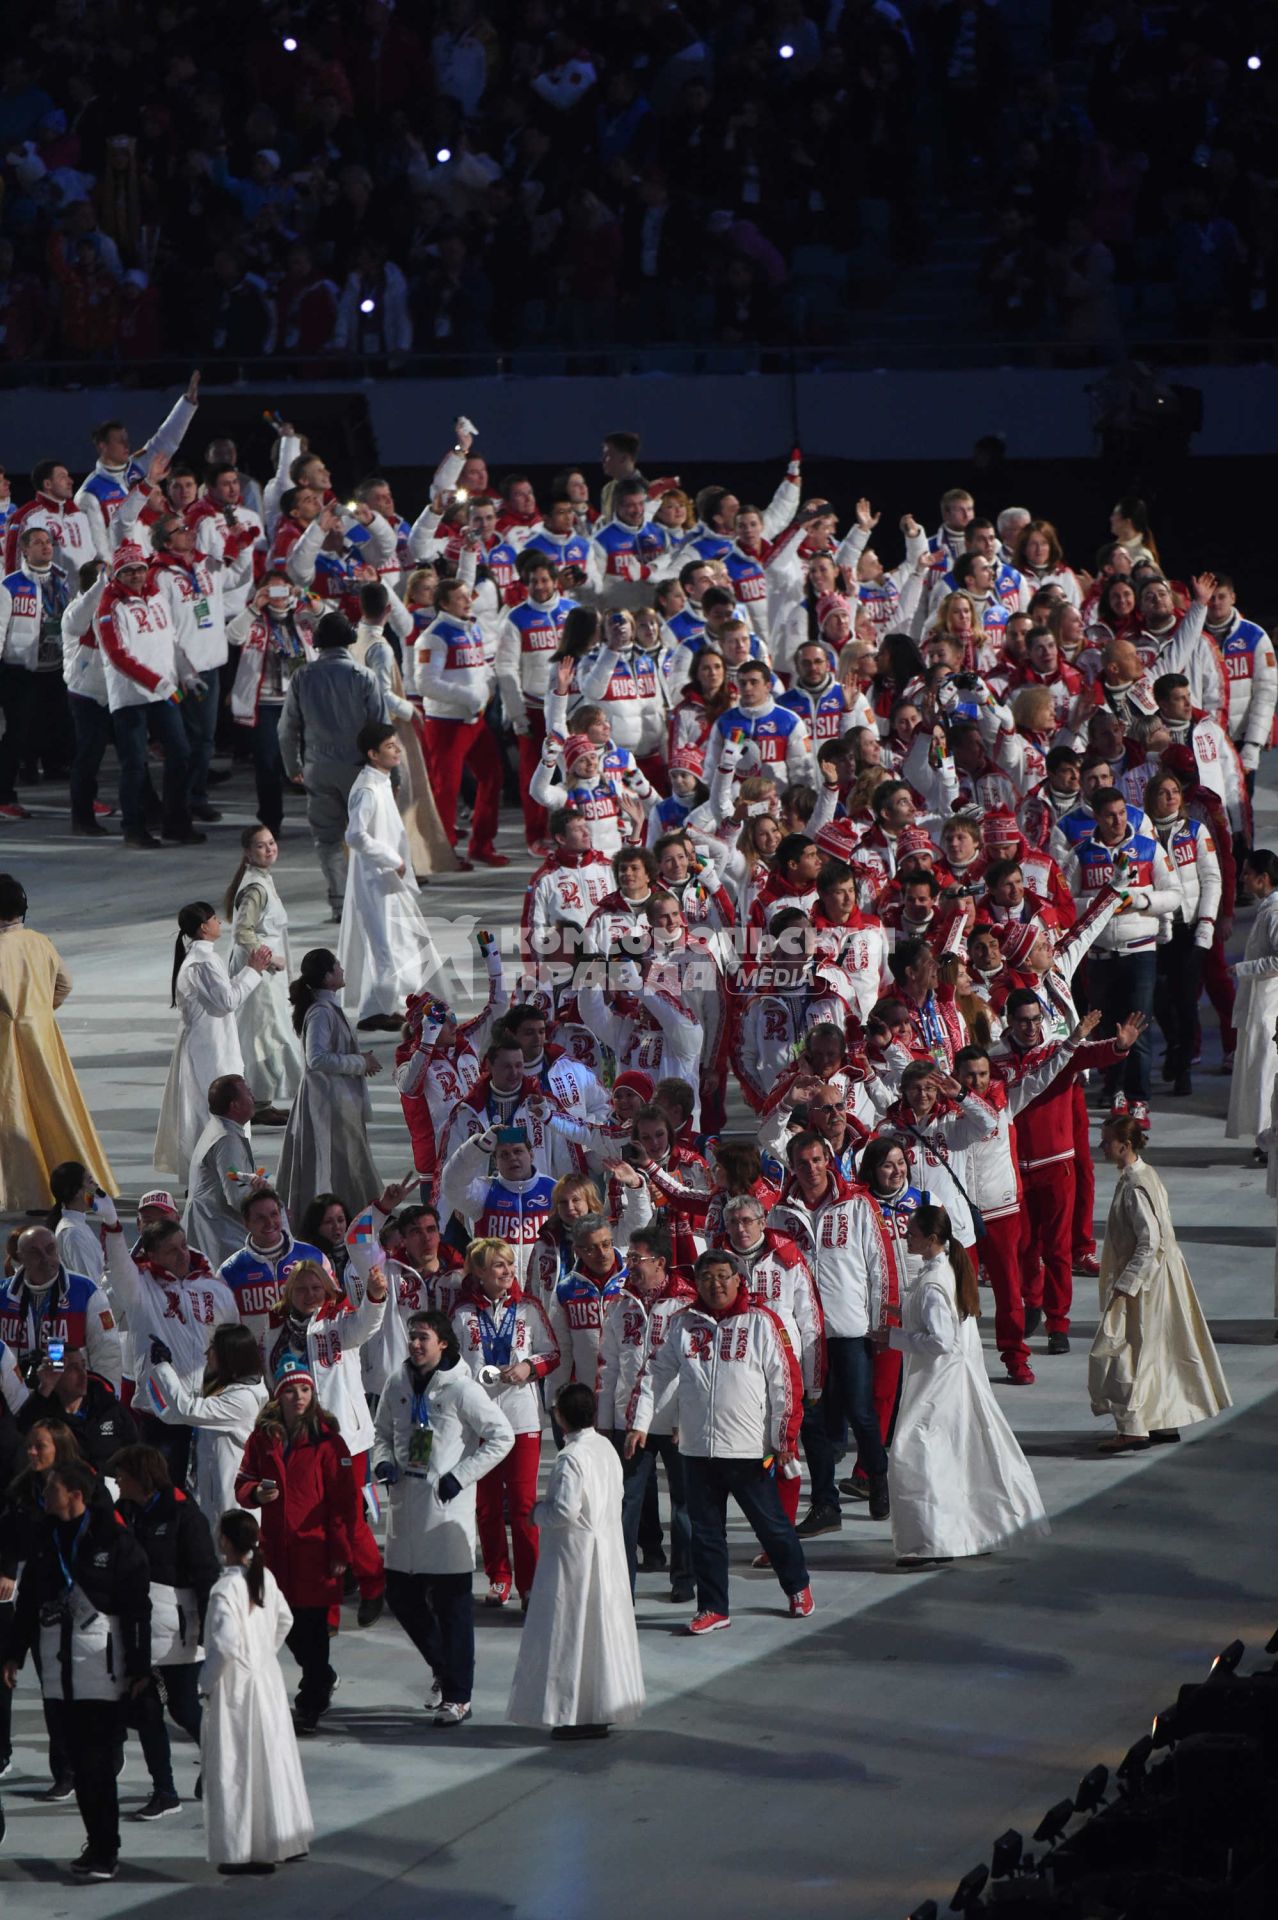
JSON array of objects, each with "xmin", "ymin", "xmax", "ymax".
[
  {"xmin": 1088, "ymin": 1115, "xmax": 1231, "ymax": 1453},
  {"xmin": 1226, "ymin": 850, "xmax": 1278, "ymax": 1156},
  {"xmin": 276, "ymin": 949, "xmax": 382, "ymax": 1220},
  {"xmin": 155, "ymin": 903, "xmax": 272, "ymax": 1186},
  {"xmin": 183, "ymin": 1075, "xmax": 263, "ymax": 1267},
  {"xmin": 507, "ymin": 1380, "xmax": 645, "ymax": 1739},
  {"xmin": 228, "ymin": 827, "xmax": 301, "ymax": 1123},
  {"xmin": 201, "ymin": 1509, "xmax": 314, "ymax": 1874},
  {"xmin": 877, "ymin": 1205, "xmax": 1047, "ymax": 1566},
  {"xmin": 1255, "ymin": 1027, "xmax": 1278, "ymax": 1315},
  {"xmin": 145, "ymin": 1323, "xmax": 268, "ymax": 1530},
  {"xmin": 336, "ymin": 724, "xmax": 443, "ymax": 1030},
  {"xmin": 350, "ymin": 585, "xmax": 456, "ymax": 878}
]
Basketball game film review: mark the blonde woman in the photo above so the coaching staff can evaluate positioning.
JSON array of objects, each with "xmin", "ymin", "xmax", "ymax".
[{"xmin": 451, "ymin": 1238, "xmax": 559, "ymax": 1609}]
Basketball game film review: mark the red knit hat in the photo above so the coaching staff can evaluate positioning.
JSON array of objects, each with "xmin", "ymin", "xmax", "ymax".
[
  {"xmin": 981, "ymin": 808, "xmax": 1021, "ymax": 849},
  {"xmin": 998, "ymin": 920, "xmax": 1043, "ymax": 968},
  {"xmin": 563, "ymin": 732, "xmax": 594, "ymax": 768},
  {"xmin": 896, "ymin": 826, "xmax": 936, "ymax": 857},
  {"xmin": 669, "ymin": 744, "xmax": 705, "ymax": 777},
  {"xmin": 1161, "ymin": 744, "xmax": 1197, "ymax": 784},
  {"xmin": 816, "ymin": 591, "xmax": 851, "ymax": 630},
  {"xmin": 613, "ymin": 1069, "xmax": 655, "ymax": 1102},
  {"xmin": 112, "ymin": 540, "xmax": 148, "ymax": 577}
]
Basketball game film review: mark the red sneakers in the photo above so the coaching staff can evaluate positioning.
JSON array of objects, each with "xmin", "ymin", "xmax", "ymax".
[
  {"xmin": 789, "ymin": 1587, "xmax": 815, "ymax": 1618},
  {"xmin": 483, "ymin": 1578, "xmax": 511, "ymax": 1608},
  {"xmin": 684, "ymin": 1611, "xmax": 731, "ymax": 1636},
  {"xmin": 1004, "ymin": 1360, "xmax": 1036, "ymax": 1386}
]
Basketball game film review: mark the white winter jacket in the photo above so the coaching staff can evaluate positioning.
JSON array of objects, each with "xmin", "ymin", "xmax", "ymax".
[
  {"xmin": 629, "ymin": 1294, "xmax": 800, "ymax": 1458},
  {"xmin": 372, "ymin": 1356, "xmax": 514, "ymax": 1574}
]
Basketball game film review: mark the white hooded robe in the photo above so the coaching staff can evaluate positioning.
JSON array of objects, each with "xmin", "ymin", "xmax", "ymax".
[
  {"xmin": 337, "ymin": 765, "xmax": 442, "ymax": 1021},
  {"xmin": 201, "ymin": 1562, "xmax": 313, "ymax": 1867},
  {"xmin": 507, "ymin": 1425, "xmax": 644, "ymax": 1730}
]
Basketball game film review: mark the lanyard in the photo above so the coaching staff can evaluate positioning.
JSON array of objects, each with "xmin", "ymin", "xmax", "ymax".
[
  {"xmin": 478, "ymin": 1300, "xmax": 518, "ymax": 1368},
  {"xmin": 410, "ymin": 1386, "xmax": 433, "ymax": 1429},
  {"xmin": 55, "ymin": 1512, "xmax": 91, "ymax": 1592},
  {"xmin": 915, "ymin": 992, "xmax": 948, "ymax": 1064}
]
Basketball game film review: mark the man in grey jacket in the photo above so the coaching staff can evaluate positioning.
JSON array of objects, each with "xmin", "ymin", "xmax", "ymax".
[{"xmin": 279, "ymin": 610, "xmax": 385, "ymax": 919}]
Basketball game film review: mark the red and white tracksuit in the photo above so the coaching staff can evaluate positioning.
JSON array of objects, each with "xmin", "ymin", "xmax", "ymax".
[{"xmin": 452, "ymin": 1281, "xmax": 559, "ymax": 1599}]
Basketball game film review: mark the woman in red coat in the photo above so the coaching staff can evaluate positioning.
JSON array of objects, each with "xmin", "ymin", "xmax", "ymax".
[{"xmin": 235, "ymin": 1356, "xmax": 359, "ymax": 1734}]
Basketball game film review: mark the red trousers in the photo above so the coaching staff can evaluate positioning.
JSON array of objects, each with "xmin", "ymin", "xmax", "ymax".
[
  {"xmin": 778, "ymin": 1467, "xmax": 801, "ymax": 1524},
  {"xmin": 1071, "ymin": 1082, "xmax": 1096, "ymax": 1259},
  {"xmin": 1202, "ymin": 934, "xmax": 1237, "ymax": 1056},
  {"xmin": 516, "ymin": 710, "xmax": 548, "ymax": 850},
  {"xmin": 979, "ymin": 1211, "xmax": 1030, "ymax": 1368},
  {"xmin": 328, "ymin": 1449, "xmax": 384, "ymax": 1627},
  {"xmin": 475, "ymin": 1431, "xmax": 541, "ymax": 1597},
  {"xmin": 1020, "ymin": 1166, "xmax": 1075, "ymax": 1334},
  {"xmin": 422, "ymin": 713, "xmax": 502, "ymax": 859}
]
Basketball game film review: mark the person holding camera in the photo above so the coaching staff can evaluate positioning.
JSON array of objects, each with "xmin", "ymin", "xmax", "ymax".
[
  {"xmin": 0, "ymin": 1221, "xmax": 123, "ymax": 1393},
  {"xmin": 372, "ymin": 1309, "xmax": 513, "ymax": 1726},
  {"xmin": 16, "ymin": 1344, "xmax": 138, "ymax": 1473}
]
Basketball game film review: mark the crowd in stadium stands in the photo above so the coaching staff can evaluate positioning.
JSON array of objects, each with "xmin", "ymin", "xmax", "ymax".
[{"xmin": 0, "ymin": 2, "xmax": 1274, "ymax": 367}]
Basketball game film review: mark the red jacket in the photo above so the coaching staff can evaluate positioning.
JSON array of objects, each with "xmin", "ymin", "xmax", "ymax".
[
  {"xmin": 993, "ymin": 1037, "xmax": 1122, "ymax": 1176},
  {"xmin": 235, "ymin": 1415, "xmax": 359, "ymax": 1609}
]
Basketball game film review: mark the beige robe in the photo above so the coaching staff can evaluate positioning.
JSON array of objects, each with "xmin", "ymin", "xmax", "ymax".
[
  {"xmin": 0, "ymin": 923, "xmax": 115, "ymax": 1209},
  {"xmin": 348, "ymin": 627, "xmax": 456, "ymax": 877},
  {"xmin": 1088, "ymin": 1158, "xmax": 1231, "ymax": 1437}
]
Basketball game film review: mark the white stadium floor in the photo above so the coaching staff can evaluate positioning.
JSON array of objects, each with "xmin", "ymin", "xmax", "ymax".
[{"xmin": 1, "ymin": 757, "xmax": 1275, "ymax": 1919}]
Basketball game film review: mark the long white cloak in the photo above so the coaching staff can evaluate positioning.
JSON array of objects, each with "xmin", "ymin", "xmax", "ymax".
[
  {"xmin": 507, "ymin": 1426, "xmax": 644, "ymax": 1730},
  {"xmin": 1088, "ymin": 1158, "xmax": 1231, "ymax": 1436},
  {"xmin": 888, "ymin": 1254, "xmax": 1048, "ymax": 1561},
  {"xmin": 155, "ymin": 941, "xmax": 263, "ymax": 1184},
  {"xmin": 182, "ymin": 1114, "xmax": 258, "ymax": 1266},
  {"xmin": 276, "ymin": 989, "xmax": 381, "ymax": 1219},
  {"xmin": 349, "ymin": 622, "xmax": 456, "ymax": 877},
  {"xmin": 1226, "ymin": 890, "xmax": 1278, "ymax": 1141},
  {"xmin": 201, "ymin": 1563, "xmax": 313, "ymax": 1867},
  {"xmin": 230, "ymin": 871, "xmax": 301, "ymax": 1107},
  {"xmin": 337, "ymin": 765, "xmax": 442, "ymax": 1021}
]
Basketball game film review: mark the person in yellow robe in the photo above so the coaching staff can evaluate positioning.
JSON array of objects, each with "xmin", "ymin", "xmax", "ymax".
[
  {"xmin": 1089, "ymin": 1112, "xmax": 1231, "ymax": 1454},
  {"xmin": 0, "ymin": 873, "xmax": 115, "ymax": 1211}
]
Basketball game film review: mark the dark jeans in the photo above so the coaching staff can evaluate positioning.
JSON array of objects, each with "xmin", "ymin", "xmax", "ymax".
[
  {"xmin": 111, "ymin": 698, "xmax": 192, "ymax": 838},
  {"xmin": 385, "ymin": 1568, "xmax": 474, "ymax": 1704},
  {"xmin": 806, "ymin": 1334, "xmax": 888, "ymax": 1507},
  {"xmin": 68, "ymin": 1697, "xmax": 124, "ymax": 1862},
  {"xmin": 0, "ymin": 662, "xmax": 35, "ymax": 803},
  {"xmin": 615, "ymin": 1432, "xmax": 691, "ymax": 1593},
  {"xmin": 1154, "ymin": 926, "xmax": 1203, "ymax": 1079},
  {"xmin": 21, "ymin": 669, "xmax": 72, "ymax": 777},
  {"xmin": 180, "ymin": 663, "xmax": 219, "ymax": 807},
  {"xmin": 683, "ymin": 1455, "xmax": 809, "ymax": 1617},
  {"xmin": 251, "ymin": 702, "xmax": 285, "ymax": 831},
  {"xmin": 68, "ymin": 691, "xmax": 115, "ymax": 826},
  {"xmin": 1091, "ymin": 949, "xmax": 1158, "ymax": 1099},
  {"xmin": 129, "ymin": 1663, "xmax": 202, "ymax": 1793},
  {"xmin": 284, "ymin": 1605, "xmax": 336, "ymax": 1717}
]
